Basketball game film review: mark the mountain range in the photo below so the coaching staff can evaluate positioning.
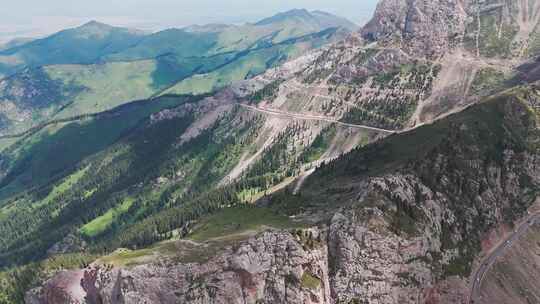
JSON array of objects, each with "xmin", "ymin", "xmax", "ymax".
[
  {"xmin": 0, "ymin": 10, "xmax": 355, "ymax": 139},
  {"xmin": 0, "ymin": 1, "xmax": 539, "ymax": 304}
]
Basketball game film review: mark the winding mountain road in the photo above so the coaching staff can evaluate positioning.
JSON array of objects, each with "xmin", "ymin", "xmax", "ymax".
[
  {"xmin": 469, "ymin": 212, "xmax": 540, "ymax": 303},
  {"xmin": 238, "ymin": 103, "xmax": 396, "ymax": 134}
]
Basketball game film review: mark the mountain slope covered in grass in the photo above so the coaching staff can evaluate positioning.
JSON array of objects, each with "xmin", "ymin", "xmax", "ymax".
[
  {"xmin": 0, "ymin": 21, "xmax": 145, "ymax": 76},
  {"xmin": 0, "ymin": 10, "xmax": 352, "ymax": 138}
]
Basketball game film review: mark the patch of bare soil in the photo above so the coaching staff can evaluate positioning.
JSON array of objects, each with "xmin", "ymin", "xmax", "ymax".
[
  {"xmin": 411, "ymin": 50, "xmax": 480, "ymax": 126},
  {"xmin": 220, "ymin": 114, "xmax": 290, "ymax": 184}
]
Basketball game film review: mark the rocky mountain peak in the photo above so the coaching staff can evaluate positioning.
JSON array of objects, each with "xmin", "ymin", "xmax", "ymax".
[
  {"xmin": 81, "ymin": 20, "xmax": 110, "ymax": 28},
  {"xmin": 361, "ymin": 0, "xmax": 468, "ymax": 58},
  {"xmin": 361, "ymin": 0, "xmax": 540, "ymax": 59}
]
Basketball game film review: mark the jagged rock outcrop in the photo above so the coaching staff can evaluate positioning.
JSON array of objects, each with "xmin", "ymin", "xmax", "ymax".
[
  {"xmin": 25, "ymin": 270, "xmax": 86, "ymax": 304},
  {"xmin": 361, "ymin": 0, "xmax": 540, "ymax": 59},
  {"xmin": 31, "ymin": 231, "xmax": 332, "ymax": 304},
  {"xmin": 47, "ymin": 234, "xmax": 88, "ymax": 256},
  {"xmin": 362, "ymin": 0, "xmax": 468, "ymax": 58}
]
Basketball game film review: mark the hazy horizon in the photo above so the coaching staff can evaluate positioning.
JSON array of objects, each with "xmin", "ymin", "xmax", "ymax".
[{"xmin": 0, "ymin": 0, "xmax": 378, "ymax": 43}]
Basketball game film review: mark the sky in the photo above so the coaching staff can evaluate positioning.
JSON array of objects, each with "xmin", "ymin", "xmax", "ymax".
[{"xmin": 0, "ymin": 0, "xmax": 379, "ymax": 42}]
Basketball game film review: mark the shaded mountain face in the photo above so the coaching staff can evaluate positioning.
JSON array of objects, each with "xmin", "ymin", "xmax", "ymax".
[{"xmin": 0, "ymin": 1, "xmax": 539, "ymax": 303}]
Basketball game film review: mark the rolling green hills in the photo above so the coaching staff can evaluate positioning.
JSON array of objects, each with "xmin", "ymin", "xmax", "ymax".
[
  {"xmin": 163, "ymin": 27, "xmax": 345, "ymax": 95},
  {"xmin": 0, "ymin": 21, "xmax": 145, "ymax": 76},
  {"xmin": 0, "ymin": 10, "xmax": 352, "ymax": 138},
  {"xmin": 105, "ymin": 9, "xmax": 356, "ymax": 62}
]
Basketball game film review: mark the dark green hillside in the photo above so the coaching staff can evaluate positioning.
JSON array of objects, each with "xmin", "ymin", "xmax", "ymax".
[
  {"xmin": 321, "ymin": 88, "xmax": 539, "ymax": 181},
  {"xmin": 0, "ymin": 67, "xmax": 83, "ymax": 110},
  {"xmin": 0, "ymin": 95, "xmax": 200, "ymax": 199},
  {"xmin": 0, "ymin": 97, "xmax": 265, "ymax": 267}
]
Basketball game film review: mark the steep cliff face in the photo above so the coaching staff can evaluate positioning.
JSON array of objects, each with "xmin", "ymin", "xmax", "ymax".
[
  {"xmin": 362, "ymin": 0, "xmax": 468, "ymax": 58},
  {"xmin": 463, "ymin": 0, "xmax": 540, "ymax": 58},
  {"xmin": 287, "ymin": 0, "xmax": 540, "ymax": 129},
  {"xmin": 29, "ymin": 231, "xmax": 332, "ymax": 304},
  {"xmin": 361, "ymin": 0, "xmax": 540, "ymax": 59}
]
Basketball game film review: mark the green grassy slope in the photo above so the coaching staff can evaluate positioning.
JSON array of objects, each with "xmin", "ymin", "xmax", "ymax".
[
  {"xmin": 46, "ymin": 60, "xmax": 178, "ymax": 118},
  {"xmin": 0, "ymin": 10, "xmax": 353, "ymax": 79},
  {"xmin": 106, "ymin": 9, "xmax": 355, "ymax": 62},
  {"xmin": 0, "ymin": 21, "xmax": 144, "ymax": 76},
  {"xmin": 0, "ymin": 57, "xmax": 209, "ymax": 136},
  {"xmin": 0, "ymin": 13, "xmax": 350, "ymax": 139},
  {"xmin": 105, "ymin": 28, "xmax": 220, "ymax": 61},
  {"xmin": 164, "ymin": 27, "xmax": 343, "ymax": 95},
  {"xmin": 0, "ymin": 100, "xmax": 260, "ymax": 267}
]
